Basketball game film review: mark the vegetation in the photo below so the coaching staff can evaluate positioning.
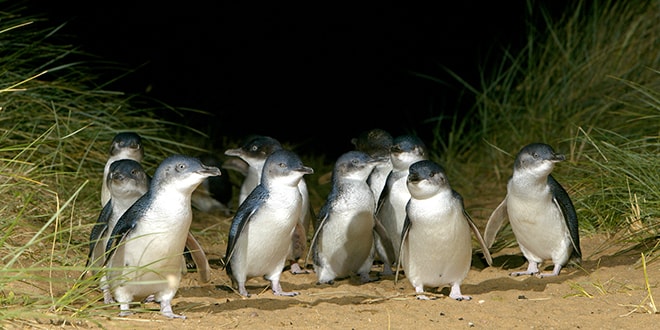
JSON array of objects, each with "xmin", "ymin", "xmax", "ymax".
[{"xmin": 0, "ymin": 0, "xmax": 657, "ymax": 325}]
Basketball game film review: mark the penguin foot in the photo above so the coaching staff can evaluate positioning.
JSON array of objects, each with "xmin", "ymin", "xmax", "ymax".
[
  {"xmin": 118, "ymin": 310, "xmax": 134, "ymax": 317},
  {"xmin": 316, "ymin": 279, "xmax": 335, "ymax": 285},
  {"xmin": 509, "ymin": 271, "xmax": 538, "ymax": 277},
  {"xmin": 274, "ymin": 290, "xmax": 300, "ymax": 297},
  {"xmin": 511, "ymin": 262, "xmax": 540, "ymax": 277},
  {"xmin": 536, "ymin": 264, "xmax": 563, "ymax": 278},
  {"xmin": 451, "ymin": 295, "xmax": 472, "ymax": 301},
  {"xmin": 102, "ymin": 290, "xmax": 115, "ymax": 304},
  {"xmin": 449, "ymin": 284, "xmax": 471, "ymax": 301},
  {"xmin": 378, "ymin": 264, "xmax": 394, "ymax": 276},
  {"xmin": 271, "ymin": 279, "xmax": 299, "ymax": 296},
  {"xmin": 289, "ymin": 262, "xmax": 310, "ymax": 274},
  {"xmin": 359, "ymin": 272, "xmax": 379, "ymax": 283},
  {"xmin": 160, "ymin": 301, "xmax": 186, "ymax": 319}
]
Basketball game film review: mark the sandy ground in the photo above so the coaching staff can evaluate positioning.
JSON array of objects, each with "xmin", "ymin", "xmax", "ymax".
[{"xmin": 27, "ymin": 209, "xmax": 656, "ymax": 330}]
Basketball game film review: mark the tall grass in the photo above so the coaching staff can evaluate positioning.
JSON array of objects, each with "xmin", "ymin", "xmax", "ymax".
[
  {"xmin": 429, "ymin": 0, "xmax": 659, "ymax": 251},
  {"xmin": 0, "ymin": 5, "xmax": 217, "ymax": 324}
]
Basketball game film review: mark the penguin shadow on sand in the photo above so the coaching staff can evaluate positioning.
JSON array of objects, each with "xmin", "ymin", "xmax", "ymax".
[{"xmin": 464, "ymin": 239, "xmax": 587, "ymax": 295}]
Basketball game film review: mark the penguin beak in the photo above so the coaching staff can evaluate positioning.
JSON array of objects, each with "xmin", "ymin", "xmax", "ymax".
[
  {"xmin": 199, "ymin": 165, "xmax": 222, "ymax": 177},
  {"xmin": 224, "ymin": 148, "xmax": 242, "ymax": 157},
  {"xmin": 370, "ymin": 156, "xmax": 389, "ymax": 164},
  {"xmin": 296, "ymin": 166, "xmax": 314, "ymax": 175},
  {"xmin": 407, "ymin": 172, "xmax": 421, "ymax": 184},
  {"xmin": 551, "ymin": 153, "xmax": 566, "ymax": 162}
]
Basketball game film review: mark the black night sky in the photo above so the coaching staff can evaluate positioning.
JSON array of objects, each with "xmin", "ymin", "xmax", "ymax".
[{"xmin": 24, "ymin": 1, "xmax": 571, "ymax": 158}]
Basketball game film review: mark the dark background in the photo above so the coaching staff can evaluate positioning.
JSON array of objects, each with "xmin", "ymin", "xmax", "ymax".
[{"xmin": 23, "ymin": 1, "xmax": 571, "ymax": 158}]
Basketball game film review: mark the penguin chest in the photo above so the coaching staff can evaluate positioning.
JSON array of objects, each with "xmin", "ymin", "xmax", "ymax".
[
  {"xmin": 319, "ymin": 187, "xmax": 375, "ymax": 273},
  {"xmin": 119, "ymin": 198, "xmax": 193, "ymax": 271},
  {"xmin": 403, "ymin": 197, "xmax": 472, "ymax": 287},
  {"xmin": 506, "ymin": 190, "xmax": 571, "ymax": 262},
  {"xmin": 237, "ymin": 189, "xmax": 302, "ymax": 275}
]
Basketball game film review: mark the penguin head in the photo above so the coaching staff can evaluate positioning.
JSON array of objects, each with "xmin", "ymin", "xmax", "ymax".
[
  {"xmin": 332, "ymin": 150, "xmax": 384, "ymax": 182},
  {"xmin": 152, "ymin": 154, "xmax": 222, "ymax": 194},
  {"xmin": 261, "ymin": 149, "xmax": 313, "ymax": 187},
  {"xmin": 108, "ymin": 159, "xmax": 149, "ymax": 198},
  {"xmin": 109, "ymin": 132, "xmax": 144, "ymax": 161},
  {"xmin": 407, "ymin": 160, "xmax": 449, "ymax": 199},
  {"xmin": 390, "ymin": 135, "xmax": 428, "ymax": 170},
  {"xmin": 351, "ymin": 128, "xmax": 393, "ymax": 158},
  {"xmin": 225, "ymin": 135, "xmax": 283, "ymax": 166},
  {"xmin": 514, "ymin": 143, "xmax": 566, "ymax": 177}
]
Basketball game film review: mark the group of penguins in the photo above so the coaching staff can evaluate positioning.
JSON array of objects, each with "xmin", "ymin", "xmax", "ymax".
[{"xmin": 84, "ymin": 128, "xmax": 582, "ymax": 319}]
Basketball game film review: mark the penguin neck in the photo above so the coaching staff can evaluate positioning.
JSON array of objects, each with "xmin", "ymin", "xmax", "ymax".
[{"xmin": 510, "ymin": 172, "xmax": 551, "ymax": 197}]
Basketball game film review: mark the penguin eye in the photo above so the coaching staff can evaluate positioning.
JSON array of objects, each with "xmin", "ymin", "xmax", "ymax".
[
  {"xmin": 429, "ymin": 172, "xmax": 435, "ymax": 178},
  {"xmin": 176, "ymin": 163, "xmax": 187, "ymax": 172},
  {"xmin": 532, "ymin": 152, "xmax": 540, "ymax": 159},
  {"xmin": 250, "ymin": 145, "xmax": 258, "ymax": 152},
  {"xmin": 279, "ymin": 162, "xmax": 286, "ymax": 168}
]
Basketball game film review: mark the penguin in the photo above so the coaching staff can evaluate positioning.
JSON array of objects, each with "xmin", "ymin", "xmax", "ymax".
[
  {"xmin": 309, "ymin": 151, "xmax": 386, "ymax": 284},
  {"xmin": 351, "ymin": 128, "xmax": 394, "ymax": 204},
  {"xmin": 87, "ymin": 159, "xmax": 149, "ymax": 304},
  {"xmin": 395, "ymin": 160, "xmax": 493, "ymax": 300},
  {"xmin": 103, "ymin": 154, "xmax": 221, "ymax": 318},
  {"xmin": 483, "ymin": 142, "xmax": 581, "ymax": 277},
  {"xmin": 224, "ymin": 135, "xmax": 312, "ymax": 274},
  {"xmin": 101, "ymin": 132, "xmax": 144, "ymax": 207},
  {"xmin": 374, "ymin": 134, "xmax": 428, "ymax": 274},
  {"xmin": 223, "ymin": 149, "xmax": 313, "ymax": 297}
]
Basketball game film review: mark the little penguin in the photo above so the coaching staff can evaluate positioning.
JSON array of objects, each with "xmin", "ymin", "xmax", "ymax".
[
  {"xmin": 87, "ymin": 159, "xmax": 149, "ymax": 304},
  {"xmin": 351, "ymin": 128, "xmax": 394, "ymax": 204},
  {"xmin": 103, "ymin": 154, "xmax": 221, "ymax": 318},
  {"xmin": 224, "ymin": 135, "xmax": 312, "ymax": 274},
  {"xmin": 309, "ymin": 150, "xmax": 386, "ymax": 284},
  {"xmin": 101, "ymin": 132, "xmax": 144, "ymax": 207},
  {"xmin": 223, "ymin": 149, "xmax": 314, "ymax": 297},
  {"xmin": 483, "ymin": 142, "xmax": 581, "ymax": 277},
  {"xmin": 374, "ymin": 134, "xmax": 428, "ymax": 274},
  {"xmin": 395, "ymin": 160, "xmax": 493, "ymax": 300}
]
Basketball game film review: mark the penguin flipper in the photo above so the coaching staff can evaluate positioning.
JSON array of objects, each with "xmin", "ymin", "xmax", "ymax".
[
  {"xmin": 549, "ymin": 175, "xmax": 581, "ymax": 260},
  {"xmin": 465, "ymin": 209, "xmax": 493, "ymax": 267},
  {"xmin": 452, "ymin": 190, "xmax": 493, "ymax": 266},
  {"xmin": 484, "ymin": 197, "xmax": 508, "ymax": 248},
  {"xmin": 223, "ymin": 186, "xmax": 266, "ymax": 271},
  {"xmin": 373, "ymin": 214, "xmax": 396, "ymax": 265},
  {"xmin": 374, "ymin": 171, "xmax": 394, "ymax": 214},
  {"xmin": 185, "ymin": 232, "xmax": 211, "ymax": 283},
  {"xmin": 103, "ymin": 199, "xmax": 143, "ymax": 266},
  {"xmin": 394, "ymin": 212, "xmax": 412, "ymax": 285},
  {"xmin": 87, "ymin": 202, "xmax": 113, "ymax": 268},
  {"xmin": 306, "ymin": 203, "xmax": 330, "ymax": 268}
]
